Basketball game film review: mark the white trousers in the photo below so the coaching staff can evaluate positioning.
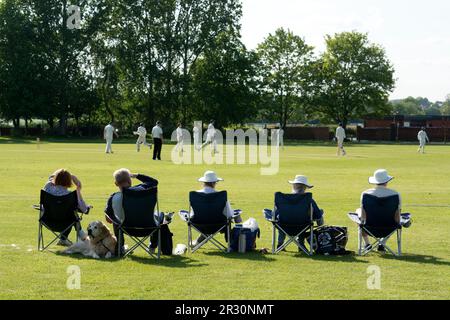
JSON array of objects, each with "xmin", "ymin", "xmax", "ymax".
[
  {"xmin": 201, "ymin": 136, "xmax": 217, "ymax": 152},
  {"xmin": 175, "ymin": 138, "xmax": 184, "ymax": 152},
  {"xmin": 136, "ymin": 136, "xmax": 150, "ymax": 151},
  {"xmin": 105, "ymin": 138, "xmax": 113, "ymax": 153}
]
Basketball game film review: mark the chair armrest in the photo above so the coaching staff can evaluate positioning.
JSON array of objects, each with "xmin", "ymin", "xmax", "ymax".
[
  {"xmin": 178, "ymin": 210, "xmax": 191, "ymax": 223},
  {"xmin": 263, "ymin": 209, "xmax": 276, "ymax": 222},
  {"xmin": 347, "ymin": 213, "xmax": 363, "ymax": 225},
  {"xmin": 160, "ymin": 212, "xmax": 174, "ymax": 225},
  {"xmin": 104, "ymin": 213, "xmax": 121, "ymax": 226},
  {"xmin": 400, "ymin": 213, "xmax": 412, "ymax": 228},
  {"xmin": 232, "ymin": 209, "xmax": 242, "ymax": 218}
]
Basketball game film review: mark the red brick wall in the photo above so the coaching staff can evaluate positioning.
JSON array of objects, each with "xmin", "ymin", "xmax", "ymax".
[
  {"xmin": 398, "ymin": 127, "xmax": 450, "ymax": 142},
  {"xmin": 357, "ymin": 126, "xmax": 450, "ymax": 142},
  {"xmin": 357, "ymin": 127, "xmax": 391, "ymax": 141},
  {"xmin": 285, "ymin": 127, "xmax": 330, "ymax": 140}
]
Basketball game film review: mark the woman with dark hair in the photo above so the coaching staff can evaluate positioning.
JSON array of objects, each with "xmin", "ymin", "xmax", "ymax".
[{"xmin": 43, "ymin": 169, "xmax": 90, "ymax": 246}]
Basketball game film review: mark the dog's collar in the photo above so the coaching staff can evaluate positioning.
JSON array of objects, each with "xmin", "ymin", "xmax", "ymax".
[{"xmin": 90, "ymin": 235, "xmax": 114, "ymax": 256}]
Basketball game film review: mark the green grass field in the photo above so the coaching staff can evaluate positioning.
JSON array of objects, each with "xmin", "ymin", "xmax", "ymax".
[{"xmin": 0, "ymin": 138, "xmax": 449, "ymax": 300}]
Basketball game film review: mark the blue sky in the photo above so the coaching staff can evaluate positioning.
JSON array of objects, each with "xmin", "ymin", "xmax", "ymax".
[{"xmin": 241, "ymin": 0, "xmax": 450, "ymax": 101}]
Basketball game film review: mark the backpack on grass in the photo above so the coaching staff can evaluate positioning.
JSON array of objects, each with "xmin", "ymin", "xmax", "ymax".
[{"xmin": 307, "ymin": 226, "xmax": 349, "ymax": 255}]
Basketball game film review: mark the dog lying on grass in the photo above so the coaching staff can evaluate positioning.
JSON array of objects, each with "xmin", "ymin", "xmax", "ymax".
[{"xmin": 63, "ymin": 221, "xmax": 117, "ymax": 259}]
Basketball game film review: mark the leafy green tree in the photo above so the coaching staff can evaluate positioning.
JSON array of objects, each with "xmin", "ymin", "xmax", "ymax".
[
  {"xmin": 0, "ymin": 0, "xmax": 39, "ymax": 129},
  {"xmin": 256, "ymin": 28, "xmax": 315, "ymax": 129},
  {"xmin": 312, "ymin": 32, "xmax": 395, "ymax": 127},
  {"xmin": 190, "ymin": 31, "xmax": 259, "ymax": 126}
]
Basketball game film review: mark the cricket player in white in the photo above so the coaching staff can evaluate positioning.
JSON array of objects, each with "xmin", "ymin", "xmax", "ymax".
[
  {"xmin": 175, "ymin": 123, "xmax": 184, "ymax": 154},
  {"xmin": 335, "ymin": 123, "xmax": 347, "ymax": 156},
  {"xmin": 133, "ymin": 123, "xmax": 151, "ymax": 152},
  {"xmin": 193, "ymin": 123, "xmax": 201, "ymax": 150},
  {"xmin": 200, "ymin": 120, "xmax": 218, "ymax": 153},
  {"xmin": 104, "ymin": 122, "xmax": 118, "ymax": 154},
  {"xmin": 277, "ymin": 127, "xmax": 284, "ymax": 150},
  {"xmin": 417, "ymin": 127, "xmax": 430, "ymax": 154}
]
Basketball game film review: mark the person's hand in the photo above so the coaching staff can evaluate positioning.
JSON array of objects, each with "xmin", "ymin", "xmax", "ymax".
[
  {"xmin": 129, "ymin": 173, "xmax": 138, "ymax": 179},
  {"xmin": 72, "ymin": 175, "xmax": 82, "ymax": 190}
]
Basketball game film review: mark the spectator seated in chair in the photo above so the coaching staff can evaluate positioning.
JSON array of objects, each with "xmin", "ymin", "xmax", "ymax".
[
  {"xmin": 43, "ymin": 169, "xmax": 91, "ymax": 246},
  {"xmin": 104, "ymin": 168, "xmax": 167, "ymax": 255}
]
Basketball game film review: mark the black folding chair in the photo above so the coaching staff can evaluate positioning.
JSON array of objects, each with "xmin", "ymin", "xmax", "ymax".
[
  {"xmin": 36, "ymin": 190, "xmax": 83, "ymax": 251},
  {"xmin": 264, "ymin": 192, "xmax": 315, "ymax": 255},
  {"xmin": 348, "ymin": 194, "xmax": 405, "ymax": 257},
  {"xmin": 180, "ymin": 191, "xmax": 239, "ymax": 253},
  {"xmin": 116, "ymin": 187, "xmax": 163, "ymax": 259}
]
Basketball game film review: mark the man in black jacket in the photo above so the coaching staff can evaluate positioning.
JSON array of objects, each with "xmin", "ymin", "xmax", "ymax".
[{"xmin": 105, "ymin": 168, "xmax": 160, "ymax": 255}]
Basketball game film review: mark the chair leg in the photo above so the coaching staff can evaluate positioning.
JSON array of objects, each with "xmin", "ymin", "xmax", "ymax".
[
  {"xmin": 227, "ymin": 223, "xmax": 231, "ymax": 253},
  {"xmin": 272, "ymin": 224, "xmax": 276, "ymax": 254},
  {"xmin": 118, "ymin": 229, "xmax": 122, "ymax": 258},
  {"xmin": 157, "ymin": 229, "xmax": 161, "ymax": 259},
  {"xmin": 188, "ymin": 224, "xmax": 192, "ymax": 254},
  {"xmin": 38, "ymin": 223, "xmax": 42, "ymax": 251},
  {"xmin": 358, "ymin": 226, "xmax": 362, "ymax": 256},
  {"xmin": 397, "ymin": 229, "xmax": 402, "ymax": 257},
  {"xmin": 309, "ymin": 225, "xmax": 314, "ymax": 256}
]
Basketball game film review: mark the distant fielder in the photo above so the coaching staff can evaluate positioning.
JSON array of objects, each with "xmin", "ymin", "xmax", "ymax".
[
  {"xmin": 104, "ymin": 122, "xmax": 119, "ymax": 154},
  {"xmin": 335, "ymin": 123, "xmax": 347, "ymax": 156},
  {"xmin": 133, "ymin": 123, "xmax": 151, "ymax": 152},
  {"xmin": 199, "ymin": 120, "xmax": 218, "ymax": 154},
  {"xmin": 193, "ymin": 122, "xmax": 201, "ymax": 150},
  {"xmin": 175, "ymin": 123, "xmax": 185, "ymax": 154},
  {"xmin": 277, "ymin": 127, "xmax": 284, "ymax": 150},
  {"xmin": 417, "ymin": 127, "xmax": 430, "ymax": 154}
]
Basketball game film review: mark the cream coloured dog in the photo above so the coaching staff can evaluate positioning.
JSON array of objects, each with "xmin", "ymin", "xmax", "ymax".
[{"xmin": 63, "ymin": 221, "xmax": 117, "ymax": 259}]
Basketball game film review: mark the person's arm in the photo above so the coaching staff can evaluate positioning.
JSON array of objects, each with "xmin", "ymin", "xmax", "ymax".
[
  {"xmin": 104, "ymin": 194, "xmax": 116, "ymax": 224},
  {"xmin": 104, "ymin": 128, "xmax": 107, "ymax": 140},
  {"xmin": 132, "ymin": 174, "xmax": 158, "ymax": 187},
  {"xmin": 311, "ymin": 199, "xmax": 324, "ymax": 225},
  {"xmin": 72, "ymin": 175, "xmax": 89, "ymax": 213}
]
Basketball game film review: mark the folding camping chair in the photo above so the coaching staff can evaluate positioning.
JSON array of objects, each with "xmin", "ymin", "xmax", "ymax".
[
  {"xmin": 179, "ymin": 191, "xmax": 241, "ymax": 253},
  {"xmin": 348, "ymin": 194, "xmax": 408, "ymax": 257},
  {"xmin": 111, "ymin": 187, "xmax": 167, "ymax": 259},
  {"xmin": 264, "ymin": 192, "xmax": 315, "ymax": 255},
  {"xmin": 36, "ymin": 190, "xmax": 86, "ymax": 251}
]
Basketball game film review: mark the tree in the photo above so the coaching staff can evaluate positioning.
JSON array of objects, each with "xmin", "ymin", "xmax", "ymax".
[
  {"xmin": 190, "ymin": 31, "xmax": 259, "ymax": 126},
  {"xmin": 256, "ymin": 28, "xmax": 315, "ymax": 129},
  {"xmin": 312, "ymin": 32, "xmax": 395, "ymax": 127},
  {"xmin": 0, "ymin": 0, "xmax": 39, "ymax": 129}
]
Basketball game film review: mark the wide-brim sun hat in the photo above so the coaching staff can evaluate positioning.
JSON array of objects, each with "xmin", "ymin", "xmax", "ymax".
[
  {"xmin": 369, "ymin": 169, "xmax": 393, "ymax": 185},
  {"xmin": 198, "ymin": 171, "xmax": 223, "ymax": 183},
  {"xmin": 288, "ymin": 175, "xmax": 313, "ymax": 188}
]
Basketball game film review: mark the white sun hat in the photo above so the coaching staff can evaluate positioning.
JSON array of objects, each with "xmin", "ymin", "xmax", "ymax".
[
  {"xmin": 198, "ymin": 171, "xmax": 223, "ymax": 183},
  {"xmin": 288, "ymin": 175, "xmax": 313, "ymax": 188},
  {"xmin": 369, "ymin": 169, "xmax": 394, "ymax": 185}
]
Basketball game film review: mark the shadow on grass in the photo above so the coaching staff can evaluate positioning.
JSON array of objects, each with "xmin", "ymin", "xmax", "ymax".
[
  {"xmin": 0, "ymin": 137, "xmax": 35, "ymax": 144},
  {"xmin": 127, "ymin": 254, "xmax": 208, "ymax": 268},
  {"xmin": 55, "ymin": 251, "xmax": 208, "ymax": 268},
  {"xmin": 379, "ymin": 253, "xmax": 450, "ymax": 266},
  {"xmin": 203, "ymin": 250, "xmax": 276, "ymax": 262},
  {"xmin": 292, "ymin": 251, "xmax": 369, "ymax": 264}
]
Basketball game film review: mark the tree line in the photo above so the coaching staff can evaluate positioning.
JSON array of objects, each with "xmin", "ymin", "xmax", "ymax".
[
  {"xmin": 0, "ymin": 0, "xmax": 396, "ymax": 135},
  {"xmin": 390, "ymin": 96, "xmax": 450, "ymax": 116}
]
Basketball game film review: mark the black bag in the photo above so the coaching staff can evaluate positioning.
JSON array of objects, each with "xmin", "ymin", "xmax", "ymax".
[
  {"xmin": 159, "ymin": 224, "xmax": 173, "ymax": 255},
  {"xmin": 307, "ymin": 226, "xmax": 349, "ymax": 255},
  {"xmin": 230, "ymin": 227, "xmax": 260, "ymax": 252}
]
